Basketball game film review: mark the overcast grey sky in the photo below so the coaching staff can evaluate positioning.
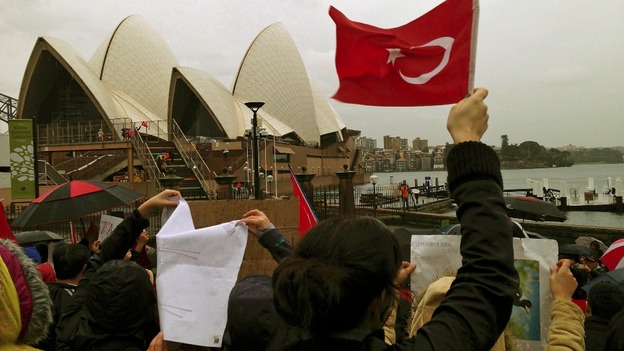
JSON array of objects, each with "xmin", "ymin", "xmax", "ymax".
[{"xmin": 1, "ymin": 0, "xmax": 623, "ymax": 148}]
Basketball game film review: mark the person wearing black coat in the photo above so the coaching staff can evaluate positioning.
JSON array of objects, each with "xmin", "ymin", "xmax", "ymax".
[
  {"xmin": 55, "ymin": 189, "xmax": 181, "ymax": 351},
  {"xmin": 584, "ymin": 281, "xmax": 624, "ymax": 351},
  {"xmin": 271, "ymin": 88, "xmax": 521, "ymax": 351}
]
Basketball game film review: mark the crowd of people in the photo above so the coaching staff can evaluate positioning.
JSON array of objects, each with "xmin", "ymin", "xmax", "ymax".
[{"xmin": 2, "ymin": 88, "xmax": 624, "ymax": 351}]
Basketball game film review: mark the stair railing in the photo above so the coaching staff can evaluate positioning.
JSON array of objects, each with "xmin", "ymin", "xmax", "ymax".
[
  {"xmin": 170, "ymin": 120, "xmax": 216, "ymax": 198},
  {"xmin": 130, "ymin": 123, "xmax": 165, "ymax": 190}
]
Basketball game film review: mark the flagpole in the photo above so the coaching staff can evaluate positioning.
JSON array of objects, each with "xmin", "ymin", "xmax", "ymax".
[
  {"xmin": 468, "ymin": 0, "xmax": 480, "ymax": 94},
  {"xmin": 264, "ymin": 137, "xmax": 268, "ymax": 197},
  {"xmin": 274, "ymin": 134, "xmax": 278, "ymax": 197}
]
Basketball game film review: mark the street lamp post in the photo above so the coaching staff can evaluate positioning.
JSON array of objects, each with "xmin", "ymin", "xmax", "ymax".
[
  {"xmin": 245, "ymin": 101, "xmax": 265, "ymax": 199},
  {"xmin": 369, "ymin": 174, "xmax": 378, "ymax": 216}
]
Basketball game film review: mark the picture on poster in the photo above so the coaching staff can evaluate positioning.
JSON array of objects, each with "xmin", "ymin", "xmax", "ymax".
[{"xmin": 510, "ymin": 259, "xmax": 541, "ymax": 341}]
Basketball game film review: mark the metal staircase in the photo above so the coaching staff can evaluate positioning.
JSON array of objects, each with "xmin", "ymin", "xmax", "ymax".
[
  {"xmin": 170, "ymin": 120, "xmax": 217, "ymax": 199},
  {"xmin": 0, "ymin": 93, "xmax": 17, "ymax": 126},
  {"xmin": 130, "ymin": 121, "xmax": 216, "ymax": 199}
]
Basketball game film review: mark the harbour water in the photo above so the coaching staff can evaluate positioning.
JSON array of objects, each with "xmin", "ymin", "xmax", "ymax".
[{"xmin": 363, "ymin": 163, "xmax": 624, "ymax": 228}]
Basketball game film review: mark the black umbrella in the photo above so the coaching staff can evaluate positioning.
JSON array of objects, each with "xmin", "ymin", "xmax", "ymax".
[
  {"xmin": 581, "ymin": 268, "xmax": 624, "ymax": 294},
  {"xmin": 505, "ymin": 196, "xmax": 567, "ymax": 222},
  {"xmin": 11, "ymin": 180, "xmax": 145, "ymax": 228},
  {"xmin": 14, "ymin": 230, "xmax": 64, "ymax": 246}
]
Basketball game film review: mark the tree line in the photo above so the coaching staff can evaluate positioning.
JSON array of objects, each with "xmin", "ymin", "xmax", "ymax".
[{"xmin": 499, "ymin": 135, "xmax": 623, "ymax": 167}]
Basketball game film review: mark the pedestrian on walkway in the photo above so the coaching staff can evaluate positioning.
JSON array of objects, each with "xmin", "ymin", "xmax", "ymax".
[{"xmin": 399, "ymin": 181, "xmax": 410, "ymax": 210}]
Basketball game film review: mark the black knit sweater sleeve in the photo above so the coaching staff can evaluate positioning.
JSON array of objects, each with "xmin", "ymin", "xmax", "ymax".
[{"xmin": 446, "ymin": 141, "xmax": 503, "ymax": 194}]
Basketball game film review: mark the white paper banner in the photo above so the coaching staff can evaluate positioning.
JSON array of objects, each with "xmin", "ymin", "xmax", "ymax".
[{"xmin": 156, "ymin": 199, "xmax": 248, "ymax": 347}]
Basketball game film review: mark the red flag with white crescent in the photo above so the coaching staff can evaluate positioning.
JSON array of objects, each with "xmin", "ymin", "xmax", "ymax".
[{"xmin": 330, "ymin": 0, "xmax": 479, "ymax": 106}]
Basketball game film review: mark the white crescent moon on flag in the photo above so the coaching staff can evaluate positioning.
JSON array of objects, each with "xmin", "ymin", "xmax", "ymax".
[{"xmin": 387, "ymin": 37, "xmax": 454, "ymax": 85}]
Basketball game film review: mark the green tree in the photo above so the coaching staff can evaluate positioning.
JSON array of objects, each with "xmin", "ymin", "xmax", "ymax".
[{"xmin": 571, "ymin": 148, "xmax": 623, "ymax": 164}]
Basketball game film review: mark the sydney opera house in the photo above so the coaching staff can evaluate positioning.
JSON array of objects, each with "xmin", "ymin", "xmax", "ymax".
[{"xmin": 6, "ymin": 15, "xmax": 362, "ymax": 199}]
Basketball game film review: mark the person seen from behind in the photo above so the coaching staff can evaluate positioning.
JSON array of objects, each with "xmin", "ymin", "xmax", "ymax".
[
  {"xmin": 55, "ymin": 189, "xmax": 181, "ymax": 351},
  {"xmin": 35, "ymin": 242, "xmax": 90, "ymax": 350},
  {"xmin": 271, "ymin": 88, "xmax": 521, "ymax": 350},
  {"xmin": 583, "ymin": 281, "xmax": 624, "ymax": 351}
]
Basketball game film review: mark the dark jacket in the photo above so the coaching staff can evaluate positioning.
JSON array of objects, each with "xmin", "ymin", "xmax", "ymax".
[
  {"xmin": 36, "ymin": 282, "xmax": 77, "ymax": 350},
  {"xmin": 55, "ymin": 209, "xmax": 157, "ymax": 351},
  {"xmin": 584, "ymin": 315, "xmax": 610, "ymax": 351},
  {"xmin": 257, "ymin": 227, "xmax": 293, "ymax": 263},
  {"xmin": 283, "ymin": 141, "xmax": 520, "ymax": 351},
  {"xmin": 221, "ymin": 228, "xmax": 303, "ymax": 351},
  {"xmin": 604, "ymin": 309, "xmax": 624, "ymax": 351}
]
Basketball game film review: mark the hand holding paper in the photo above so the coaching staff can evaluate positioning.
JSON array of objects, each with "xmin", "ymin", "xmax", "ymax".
[
  {"xmin": 156, "ymin": 198, "xmax": 248, "ymax": 347},
  {"xmin": 138, "ymin": 189, "xmax": 181, "ymax": 218}
]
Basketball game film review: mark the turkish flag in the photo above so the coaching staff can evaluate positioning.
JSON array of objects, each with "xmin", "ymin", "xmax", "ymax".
[
  {"xmin": 289, "ymin": 165, "xmax": 318, "ymax": 237},
  {"xmin": 330, "ymin": 0, "xmax": 479, "ymax": 106}
]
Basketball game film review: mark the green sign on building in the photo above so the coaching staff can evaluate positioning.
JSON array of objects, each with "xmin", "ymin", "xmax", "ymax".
[{"xmin": 9, "ymin": 119, "xmax": 36, "ymax": 199}]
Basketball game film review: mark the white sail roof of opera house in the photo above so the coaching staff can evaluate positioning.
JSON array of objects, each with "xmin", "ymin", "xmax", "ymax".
[
  {"xmin": 171, "ymin": 66, "xmax": 298, "ymax": 138},
  {"xmin": 171, "ymin": 67, "xmax": 246, "ymax": 137},
  {"xmin": 17, "ymin": 15, "xmax": 346, "ymax": 145},
  {"xmin": 89, "ymin": 15, "xmax": 178, "ymax": 124},
  {"xmin": 233, "ymin": 22, "xmax": 345, "ymax": 144},
  {"xmin": 17, "ymin": 37, "xmax": 119, "ymax": 122},
  {"xmin": 310, "ymin": 81, "xmax": 346, "ymax": 135}
]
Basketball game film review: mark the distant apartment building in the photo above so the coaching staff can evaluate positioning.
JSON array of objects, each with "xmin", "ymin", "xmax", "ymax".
[
  {"xmin": 357, "ymin": 136, "xmax": 377, "ymax": 152},
  {"xmin": 433, "ymin": 155, "xmax": 445, "ymax": 169},
  {"xmin": 421, "ymin": 155, "xmax": 433, "ymax": 171},
  {"xmin": 412, "ymin": 137, "xmax": 429, "ymax": 151},
  {"xmin": 396, "ymin": 156, "xmax": 407, "ymax": 171},
  {"xmin": 383, "ymin": 135, "xmax": 407, "ymax": 151}
]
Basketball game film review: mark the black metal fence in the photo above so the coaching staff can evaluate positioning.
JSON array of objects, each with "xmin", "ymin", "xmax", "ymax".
[{"xmin": 310, "ymin": 183, "xmax": 451, "ymax": 220}]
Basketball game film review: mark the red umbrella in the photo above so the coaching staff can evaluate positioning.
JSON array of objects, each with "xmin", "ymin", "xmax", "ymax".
[
  {"xmin": 601, "ymin": 238, "xmax": 624, "ymax": 271},
  {"xmin": 11, "ymin": 180, "xmax": 145, "ymax": 228}
]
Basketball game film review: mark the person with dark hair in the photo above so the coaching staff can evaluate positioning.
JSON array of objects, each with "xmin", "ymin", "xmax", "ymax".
[
  {"xmin": 35, "ymin": 242, "xmax": 49, "ymax": 263},
  {"xmin": 36, "ymin": 243, "xmax": 90, "ymax": 350},
  {"xmin": 271, "ymin": 88, "xmax": 521, "ymax": 350},
  {"xmin": 584, "ymin": 281, "xmax": 624, "ymax": 351},
  {"xmin": 55, "ymin": 189, "xmax": 181, "ymax": 351}
]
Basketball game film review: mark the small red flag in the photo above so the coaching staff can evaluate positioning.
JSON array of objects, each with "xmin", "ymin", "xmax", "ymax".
[
  {"xmin": 0, "ymin": 202, "xmax": 16, "ymax": 241},
  {"xmin": 289, "ymin": 165, "xmax": 318, "ymax": 237},
  {"xmin": 141, "ymin": 121, "xmax": 149, "ymax": 129},
  {"xmin": 330, "ymin": 0, "xmax": 479, "ymax": 106}
]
